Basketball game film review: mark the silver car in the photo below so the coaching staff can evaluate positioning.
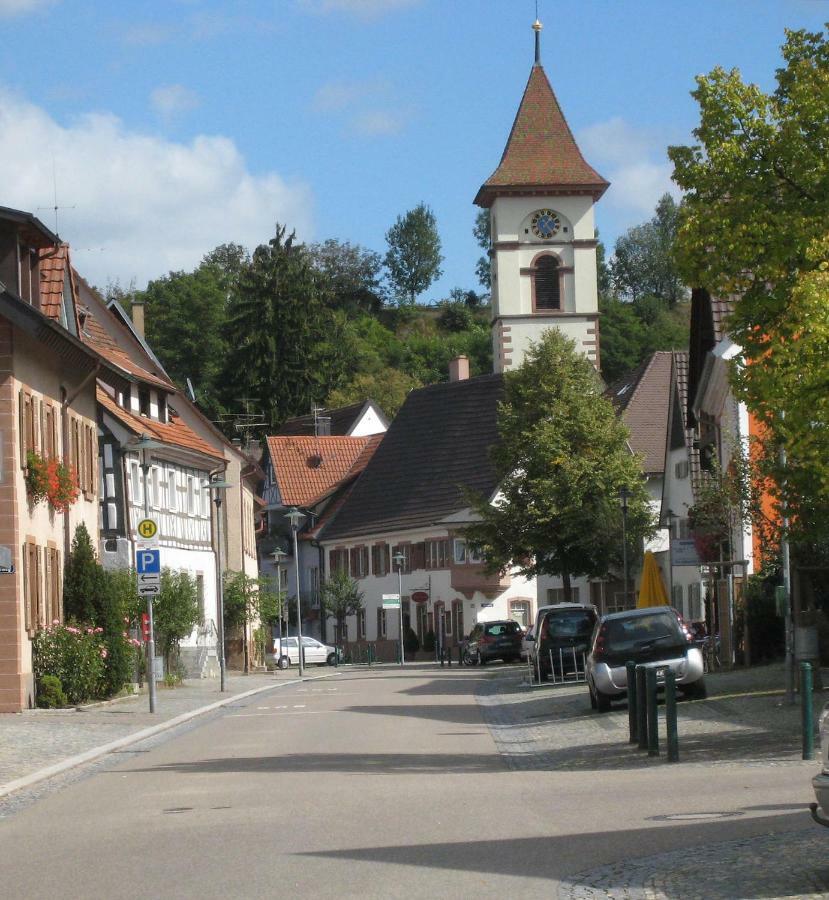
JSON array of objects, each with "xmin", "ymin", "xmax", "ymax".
[
  {"xmin": 811, "ymin": 703, "xmax": 829, "ymax": 827},
  {"xmin": 586, "ymin": 606, "xmax": 706, "ymax": 712}
]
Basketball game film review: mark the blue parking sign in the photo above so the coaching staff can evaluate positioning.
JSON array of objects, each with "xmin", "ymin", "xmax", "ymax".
[{"xmin": 136, "ymin": 548, "xmax": 161, "ymax": 574}]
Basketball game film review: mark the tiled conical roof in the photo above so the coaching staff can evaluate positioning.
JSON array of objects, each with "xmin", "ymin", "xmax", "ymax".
[{"xmin": 475, "ymin": 65, "xmax": 608, "ymax": 207}]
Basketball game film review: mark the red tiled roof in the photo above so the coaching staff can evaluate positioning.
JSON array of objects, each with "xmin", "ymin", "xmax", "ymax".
[
  {"xmin": 97, "ymin": 386, "xmax": 222, "ymax": 461},
  {"xmin": 475, "ymin": 65, "xmax": 608, "ymax": 206},
  {"xmin": 38, "ymin": 244, "xmax": 69, "ymax": 322},
  {"xmin": 266, "ymin": 435, "xmax": 381, "ymax": 509},
  {"xmin": 605, "ymin": 352, "xmax": 673, "ymax": 475}
]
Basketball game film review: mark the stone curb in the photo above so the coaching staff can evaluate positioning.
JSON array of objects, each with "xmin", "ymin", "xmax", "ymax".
[{"xmin": 0, "ymin": 671, "xmax": 340, "ymax": 800}]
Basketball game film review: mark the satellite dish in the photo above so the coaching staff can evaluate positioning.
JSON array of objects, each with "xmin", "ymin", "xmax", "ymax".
[{"xmin": 186, "ymin": 378, "xmax": 196, "ymax": 402}]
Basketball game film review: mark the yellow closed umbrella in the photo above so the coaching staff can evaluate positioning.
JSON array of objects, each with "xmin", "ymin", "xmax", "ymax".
[{"xmin": 637, "ymin": 550, "xmax": 669, "ymax": 608}]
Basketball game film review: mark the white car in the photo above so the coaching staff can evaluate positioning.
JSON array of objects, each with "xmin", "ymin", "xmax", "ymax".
[
  {"xmin": 274, "ymin": 636, "xmax": 338, "ymax": 669},
  {"xmin": 811, "ymin": 702, "xmax": 829, "ymax": 827}
]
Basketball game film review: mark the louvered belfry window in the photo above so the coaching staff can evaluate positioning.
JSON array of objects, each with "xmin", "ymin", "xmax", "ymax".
[{"xmin": 534, "ymin": 256, "xmax": 560, "ymax": 310}]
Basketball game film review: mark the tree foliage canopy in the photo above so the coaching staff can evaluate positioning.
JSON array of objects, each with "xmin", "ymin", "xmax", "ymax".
[
  {"xmin": 669, "ymin": 24, "xmax": 829, "ymax": 547},
  {"xmin": 320, "ymin": 571, "xmax": 364, "ymax": 636},
  {"xmin": 464, "ymin": 330, "xmax": 654, "ymax": 599},
  {"xmin": 384, "ymin": 203, "xmax": 443, "ymax": 305}
]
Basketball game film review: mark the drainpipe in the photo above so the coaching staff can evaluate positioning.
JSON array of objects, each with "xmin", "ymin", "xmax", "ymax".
[
  {"xmin": 311, "ymin": 537, "xmax": 326, "ymax": 643},
  {"xmin": 60, "ymin": 363, "xmax": 100, "ymax": 560}
]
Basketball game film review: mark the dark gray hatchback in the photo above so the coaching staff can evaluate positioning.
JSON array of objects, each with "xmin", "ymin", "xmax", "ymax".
[{"xmin": 465, "ymin": 620, "xmax": 524, "ymax": 665}]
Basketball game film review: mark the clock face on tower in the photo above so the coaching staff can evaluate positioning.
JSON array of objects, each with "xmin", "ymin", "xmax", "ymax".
[{"xmin": 531, "ymin": 209, "xmax": 561, "ymax": 240}]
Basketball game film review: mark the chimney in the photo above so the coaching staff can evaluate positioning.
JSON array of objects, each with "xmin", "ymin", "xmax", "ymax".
[
  {"xmin": 131, "ymin": 298, "xmax": 145, "ymax": 337},
  {"xmin": 449, "ymin": 355, "xmax": 470, "ymax": 382}
]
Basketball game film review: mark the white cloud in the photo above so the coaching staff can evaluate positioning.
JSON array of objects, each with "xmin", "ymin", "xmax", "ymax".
[
  {"xmin": 312, "ymin": 77, "xmax": 406, "ymax": 137},
  {"xmin": 150, "ymin": 84, "xmax": 201, "ymax": 121},
  {"xmin": 0, "ymin": 88, "xmax": 314, "ymax": 289},
  {"xmin": 298, "ymin": 0, "xmax": 420, "ymax": 19},
  {"xmin": 578, "ymin": 116, "xmax": 680, "ymax": 219},
  {"xmin": 121, "ymin": 22, "xmax": 175, "ymax": 46},
  {"xmin": 0, "ymin": 0, "xmax": 54, "ymax": 15}
]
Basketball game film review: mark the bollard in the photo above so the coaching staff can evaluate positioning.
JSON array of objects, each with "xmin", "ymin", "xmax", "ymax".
[
  {"xmin": 665, "ymin": 670, "xmax": 679, "ymax": 763},
  {"xmin": 626, "ymin": 661, "xmax": 638, "ymax": 744},
  {"xmin": 802, "ymin": 661, "xmax": 815, "ymax": 761},
  {"xmin": 440, "ymin": 646, "xmax": 445, "ymax": 668},
  {"xmin": 636, "ymin": 666, "xmax": 648, "ymax": 750},
  {"xmin": 447, "ymin": 645, "xmax": 452, "ymax": 667},
  {"xmin": 646, "ymin": 668, "xmax": 659, "ymax": 757}
]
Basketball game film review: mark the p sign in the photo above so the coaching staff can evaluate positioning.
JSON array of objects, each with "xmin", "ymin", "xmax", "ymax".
[{"xmin": 136, "ymin": 548, "xmax": 161, "ymax": 575}]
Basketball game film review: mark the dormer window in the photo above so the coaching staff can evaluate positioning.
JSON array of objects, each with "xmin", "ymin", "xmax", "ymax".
[
  {"xmin": 138, "ymin": 387, "xmax": 151, "ymax": 418},
  {"xmin": 532, "ymin": 255, "xmax": 561, "ymax": 311},
  {"xmin": 158, "ymin": 395, "xmax": 167, "ymax": 424}
]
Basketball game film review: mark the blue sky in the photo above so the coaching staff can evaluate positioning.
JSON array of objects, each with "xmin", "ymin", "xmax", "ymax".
[{"xmin": 0, "ymin": 0, "xmax": 826, "ymax": 299}]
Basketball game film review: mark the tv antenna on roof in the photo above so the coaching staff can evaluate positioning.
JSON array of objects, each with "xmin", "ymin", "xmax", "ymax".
[
  {"xmin": 214, "ymin": 397, "xmax": 266, "ymax": 446},
  {"xmin": 37, "ymin": 157, "xmax": 75, "ymax": 238}
]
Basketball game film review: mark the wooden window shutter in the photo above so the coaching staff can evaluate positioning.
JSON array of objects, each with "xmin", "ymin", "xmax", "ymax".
[
  {"xmin": 385, "ymin": 544, "xmax": 390, "ymax": 574},
  {"xmin": 412, "ymin": 542, "xmax": 426, "ymax": 570},
  {"xmin": 349, "ymin": 548, "xmax": 357, "ymax": 578},
  {"xmin": 22, "ymin": 542, "xmax": 30, "ymax": 632},
  {"xmin": 18, "ymin": 390, "xmax": 27, "ymax": 466}
]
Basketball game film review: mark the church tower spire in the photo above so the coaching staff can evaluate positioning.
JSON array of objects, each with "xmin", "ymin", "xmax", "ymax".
[{"xmin": 475, "ymin": 21, "xmax": 609, "ymax": 373}]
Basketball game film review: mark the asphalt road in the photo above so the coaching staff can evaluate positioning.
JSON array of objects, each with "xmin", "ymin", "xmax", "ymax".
[{"xmin": 0, "ymin": 666, "xmax": 818, "ymax": 898}]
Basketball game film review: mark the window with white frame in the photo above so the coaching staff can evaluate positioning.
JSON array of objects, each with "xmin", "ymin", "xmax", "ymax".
[
  {"xmin": 151, "ymin": 467, "xmax": 160, "ymax": 510},
  {"xmin": 131, "ymin": 462, "xmax": 142, "ymax": 506},
  {"xmin": 377, "ymin": 607, "xmax": 386, "ymax": 638},
  {"xmin": 671, "ymin": 584, "xmax": 684, "ymax": 608},
  {"xmin": 357, "ymin": 608, "xmax": 366, "ymax": 640},
  {"xmin": 187, "ymin": 475, "xmax": 195, "ymax": 515},
  {"xmin": 674, "ymin": 460, "xmax": 690, "ymax": 479},
  {"xmin": 671, "ymin": 518, "xmax": 691, "ymax": 540},
  {"xmin": 426, "ymin": 538, "xmax": 449, "ymax": 569},
  {"xmin": 168, "ymin": 471, "xmax": 177, "ymax": 512},
  {"xmin": 453, "ymin": 539, "xmax": 467, "ymax": 564},
  {"xmin": 547, "ymin": 587, "xmax": 580, "ymax": 604}
]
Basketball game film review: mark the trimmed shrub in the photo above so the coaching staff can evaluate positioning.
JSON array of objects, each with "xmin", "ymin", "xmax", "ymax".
[
  {"xmin": 403, "ymin": 627, "xmax": 420, "ymax": 655},
  {"xmin": 36, "ymin": 674, "xmax": 67, "ymax": 708}
]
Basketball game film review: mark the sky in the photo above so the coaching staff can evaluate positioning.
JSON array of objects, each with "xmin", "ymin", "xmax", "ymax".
[{"xmin": 0, "ymin": 0, "xmax": 826, "ymax": 300}]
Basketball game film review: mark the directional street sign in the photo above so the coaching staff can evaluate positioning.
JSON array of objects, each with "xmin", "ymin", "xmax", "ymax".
[
  {"xmin": 382, "ymin": 593, "xmax": 400, "ymax": 610},
  {"xmin": 136, "ymin": 546, "xmax": 161, "ymax": 595}
]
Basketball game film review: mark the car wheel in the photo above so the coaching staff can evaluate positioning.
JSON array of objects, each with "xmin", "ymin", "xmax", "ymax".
[
  {"xmin": 683, "ymin": 679, "xmax": 707, "ymax": 700},
  {"xmin": 462, "ymin": 649, "xmax": 477, "ymax": 666},
  {"xmin": 326, "ymin": 653, "xmax": 337, "ymax": 666},
  {"xmin": 277, "ymin": 656, "xmax": 290, "ymax": 670},
  {"xmin": 595, "ymin": 688, "xmax": 612, "ymax": 712}
]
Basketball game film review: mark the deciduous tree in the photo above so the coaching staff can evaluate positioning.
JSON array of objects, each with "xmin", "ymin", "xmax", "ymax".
[
  {"xmin": 320, "ymin": 571, "xmax": 364, "ymax": 643},
  {"xmin": 384, "ymin": 203, "xmax": 443, "ymax": 305},
  {"xmin": 465, "ymin": 330, "xmax": 654, "ymax": 600}
]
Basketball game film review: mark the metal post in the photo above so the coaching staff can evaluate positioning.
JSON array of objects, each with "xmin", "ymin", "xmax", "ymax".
[
  {"xmin": 665, "ymin": 670, "xmax": 679, "ymax": 762},
  {"xmin": 646, "ymin": 668, "xmax": 659, "ymax": 756},
  {"xmin": 781, "ymin": 441, "xmax": 795, "ymax": 705},
  {"xmin": 140, "ymin": 455, "xmax": 157, "ymax": 714},
  {"xmin": 636, "ymin": 666, "xmax": 648, "ymax": 750},
  {"xmin": 275, "ymin": 563, "xmax": 282, "ymax": 673},
  {"xmin": 397, "ymin": 562, "xmax": 405, "ymax": 667},
  {"xmin": 620, "ymin": 487, "xmax": 630, "ymax": 607},
  {"xmin": 626, "ymin": 661, "xmax": 637, "ymax": 743},
  {"xmin": 802, "ymin": 661, "xmax": 814, "ymax": 761},
  {"xmin": 292, "ymin": 525, "xmax": 304, "ymax": 678},
  {"xmin": 216, "ymin": 496, "xmax": 227, "ymax": 692}
]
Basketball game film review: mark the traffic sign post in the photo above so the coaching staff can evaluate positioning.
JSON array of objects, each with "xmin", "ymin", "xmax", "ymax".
[{"xmin": 136, "ymin": 538, "xmax": 160, "ymax": 713}]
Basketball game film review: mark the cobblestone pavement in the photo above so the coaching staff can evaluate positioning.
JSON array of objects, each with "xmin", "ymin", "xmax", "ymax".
[
  {"xmin": 0, "ymin": 670, "xmax": 327, "ymax": 788},
  {"xmin": 476, "ymin": 663, "xmax": 829, "ymax": 899},
  {"xmin": 476, "ymin": 662, "xmax": 828, "ymax": 771}
]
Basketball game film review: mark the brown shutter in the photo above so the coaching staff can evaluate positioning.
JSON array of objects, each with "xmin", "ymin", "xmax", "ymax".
[
  {"xmin": 22, "ymin": 542, "xmax": 30, "ymax": 632},
  {"xmin": 19, "ymin": 390, "xmax": 26, "ymax": 466},
  {"xmin": 385, "ymin": 544, "xmax": 391, "ymax": 575},
  {"xmin": 412, "ymin": 542, "xmax": 426, "ymax": 571}
]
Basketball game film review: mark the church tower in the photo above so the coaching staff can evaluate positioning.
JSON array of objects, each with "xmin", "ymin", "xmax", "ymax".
[{"xmin": 475, "ymin": 20, "xmax": 609, "ymax": 373}]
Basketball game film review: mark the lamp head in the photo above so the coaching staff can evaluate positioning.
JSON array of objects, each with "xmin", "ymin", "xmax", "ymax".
[
  {"xmin": 285, "ymin": 507, "xmax": 305, "ymax": 530},
  {"xmin": 128, "ymin": 432, "xmax": 164, "ymax": 453}
]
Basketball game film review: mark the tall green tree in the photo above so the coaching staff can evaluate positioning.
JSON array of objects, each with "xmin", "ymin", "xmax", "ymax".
[
  {"xmin": 320, "ymin": 571, "xmax": 364, "ymax": 642},
  {"xmin": 668, "ymin": 24, "xmax": 829, "ymax": 547},
  {"xmin": 307, "ymin": 239, "xmax": 386, "ymax": 314},
  {"xmin": 384, "ymin": 203, "xmax": 443, "ymax": 305},
  {"xmin": 611, "ymin": 194, "xmax": 687, "ymax": 306},
  {"xmin": 221, "ymin": 225, "xmax": 349, "ymax": 429},
  {"xmin": 465, "ymin": 330, "xmax": 654, "ymax": 600}
]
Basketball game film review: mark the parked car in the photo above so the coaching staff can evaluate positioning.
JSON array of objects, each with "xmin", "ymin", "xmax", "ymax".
[
  {"xmin": 585, "ymin": 605, "xmax": 706, "ymax": 712},
  {"xmin": 274, "ymin": 636, "xmax": 339, "ymax": 669},
  {"xmin": 810, "ymin": 702, "xmax": 829, "ymax": 827},
  {"xmin": 530, "ymin": 603, "xmax": 598, "ymax": 680},
  {"xmin": 464, "ymin": 620, "xmax": 524, "ymax": 665}
]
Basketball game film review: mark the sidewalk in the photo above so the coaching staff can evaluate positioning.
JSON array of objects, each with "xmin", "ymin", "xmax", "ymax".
[
  {"xmin": 478, "ymin": 661, "xmax": 828, "ymax": 771},
  {"xmin": 0, "ymin": 670, "xmax": 323, "ymax": 794}
]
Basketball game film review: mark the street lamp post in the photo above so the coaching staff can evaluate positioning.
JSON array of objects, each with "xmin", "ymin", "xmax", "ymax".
[
  {"xmin": 271, "ymin": 548, "xmax": 286, "ymax": 666},
  {"xmin": 393, "ymin": 552, "xmax": 405, "ymax": 667},
  {"xmin": 286, "ymin": 508, "xmax": 305, "ymax": 677},
  {"xmin": 210, "ymin": 478, "xmax": 233, "ymax": 692},
  {"xmin": 620, "ymin": 486, "xmax": 630, "ymax": 608},
  {"xmin": 130, "ymin": 433, "xmax": 164, "ymax": 714}
]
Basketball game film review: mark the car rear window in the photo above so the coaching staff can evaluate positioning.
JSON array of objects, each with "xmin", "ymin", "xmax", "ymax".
[
  {"xmin": 604, "ymin": 612, "xmax": 683, "ymax": 652},
  {"xmin": 544, "ymin": 610, "xmax": 595, "ymax": 638},
  {"xmin": 484, "ymin": 622, "xmax": 521, "ymax": 636}
]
